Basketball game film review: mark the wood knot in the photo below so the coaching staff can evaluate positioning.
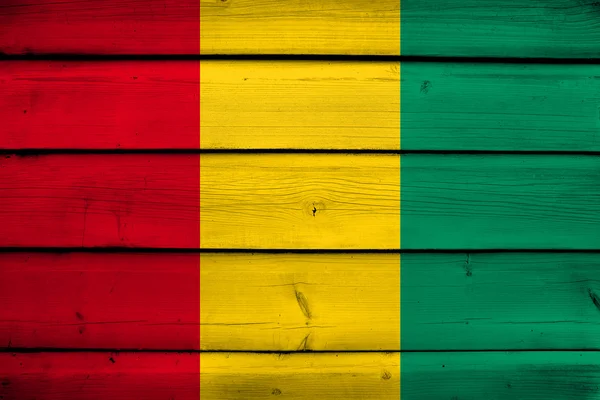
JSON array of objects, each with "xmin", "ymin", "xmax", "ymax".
[
  {"xmin": 420, "ymin": 80, "xmax": 432, "ymax": 94},
  {"xmin": 306, "ymin": 201, "xmax": 326, "ymax": 217},
  {"xmin": 588, "ymin": 288, "xmax": 600, "ymax": 312},
  {"xmin": 295, "ymin": 290, "xmax": 312, "ymax": 319}
]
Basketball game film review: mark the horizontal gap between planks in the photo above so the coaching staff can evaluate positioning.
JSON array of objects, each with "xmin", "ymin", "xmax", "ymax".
[
  {"xmin": 2, "ymin": 248, "xmax": 600, "ymax": 254},
  {"xmin": 3, "ymin": 150, "xmax": 600, "ymax": 156},
  {"xmin": 4, "ymin": 54, "xmax": 600, "ymax": 64},
  {"xmin": 3, "ymin": 349, "xmax": 600, "ymax": 354}
]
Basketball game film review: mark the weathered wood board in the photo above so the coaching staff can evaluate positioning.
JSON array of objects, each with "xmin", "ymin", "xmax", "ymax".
[
  {"xmin": 2, "ymin": 352, "xmax": 600, "ymax": 399},
  {"xmin": 3, "ymin": 252, "xmax": 600, "ymax": 351},
  {"xmin": 3, "ymin": 61, "xmax": 600, "ymax": 151},
  {"xmin": 2, "ymin": 1, "xmax": 600, "ymax": 398},
  {"xmin": 0, "ymin": 154, "xmax": 598, "ymax": 249},
  {"xmin": 2, "ymin": 0, "xmax": 600, "ymax": 57},
  {"xmin": 400, "ymin": 351, "xmax": 600, "ymax": 399}
]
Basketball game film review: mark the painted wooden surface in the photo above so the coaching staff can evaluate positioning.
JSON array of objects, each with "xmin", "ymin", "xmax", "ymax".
[
  {"xmin": 4, "ymin": 252, "xmax": 600, "ymax": 351},
  {"xmin": 401, "ymin": 253, "xmax": 600, "ymax": 351},
  {"xmin": 0, "ymin": 154, "xmax": 200, "ymax": 249},
  {"xmin": 3, "ymin": 61, "xmax": 600, "ymax": 151},
  {"xmin": 0, "ymin": 61, "xmax": 200, "ymax": 150},
  {"xmin": 401, "ymin": 63, "xmax": 600, "ymax": 152},
  {"xmin": 0, "ymin": 352, "xmax": 400, "ymax": 400},
  {"xmin": 400, "ymin": 0, "xmax": 600, "ymax": 59},
  {"xmin": 1, "ymin": 154, "xmax": 599, "ymax": 249},
  {"xmin": 2, "ymin": 0, "xmax": 600, "ymax": 398},
  {"xmin": 3, "ymin": 352, "xmax": 600, "ymax": 399},
  {"xmin": 400, "ymin": 154, "xmax": 600, "ymax": 250},
  {"xmin": 400, "ymin": 351, "xmax": 600, "ymax": 399},
  {"xmin": 3, "ymin": 0, "xmax": 600, "ymax": 57}
]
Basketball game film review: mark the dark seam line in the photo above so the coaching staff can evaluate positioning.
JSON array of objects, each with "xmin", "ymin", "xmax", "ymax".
[
  {"xmin": 2, "ymin": 348, "xmax": 600, "ymax": 353},
  {"xmin": 3, "ymin": 150, "xmax": 600, "ymax": 156},
  {"xmin": 3, "ymin": 53, "xmax": 600, "ymax": 64},
  {"xmin": 0, "ymin": 248, "xmax": 600, "ymax": 254}
]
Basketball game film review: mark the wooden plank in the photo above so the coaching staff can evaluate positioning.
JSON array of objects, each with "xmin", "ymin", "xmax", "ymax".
[
  {"xmin": 0, "ymin": 253, "xmax": 200, "ymax": 350},
  {"xmin": 199, "ymin": 154, "xmax": 400, "ymax": 249},
  {"xmin": 0, "ymin": 352, "xmax": 400, "ymax": 400},
  {"xmin": 0, "ymin": 154, "xmax": 200, "ymax": 248},
  {"xmin": 401, "ymin": 253, "xmax": 600, "ymax": 350},
  {"xmin": 2, "ymin": 352, "xmax": 600, "ymax": 399},
  {"xmin": 204, "ymin": 61, "xmax": 400, "ymax": 150},
  {"xmin": 0, "ymin": 60, "xmax": 397, "ymax": 150},
  {"xmin": 0, "ymin": 0, "xmax": 201, "ymax": 56},
  {"xmin": 0, "ymin": 0, "xmax": 398, "ymax": 56},
  {"xmin": 200, "ymin": 352, "xmax": 400, "ymax": 399},
  {"xmin": 400, "ymin": 351, "xmax": 600, "ymax": 399},
  {"xmin": 0, "ymin": 154, "xmax": 400, "ymax": 249},
  {"xmin": 0, "ymin": 352, "xmax": 201, "ymax": 400},
  {"xmin": 0, "ymin": 61, "xmax": 200, "ymax": 150},
  {"xmin": 401, "ymin": 0, "xmax": 600, "ymax": 58},
  {"xmin": 3, "ymin": 61, "xmax": 600, "ymax": 151},
  {"xmin": 0, "ymin": 253, "xmax": 400, "ymax": 350},
  {"xmin": 400, "ymin": 154, "xmax": 600, "ymax": 250},
  {"xmin": 2, "ymin": 0, "xmax": 600, "ymax": 57},
  {"xmin": 4, "ymin": 252, "xmax": 600, "ymax": 351},
  {"xmin": 401, "ymin": 63, "xmax": 600, "ymax": 151},
  {"xmin": 0, "ymin": 154, "xmax": 599, "ymax": 249}
]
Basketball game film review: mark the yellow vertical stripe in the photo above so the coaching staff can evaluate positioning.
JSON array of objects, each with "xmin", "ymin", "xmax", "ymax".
[
  {"xmin": 198, "ymin": 21, "xmax": 202, "ymax": 398},
  {"xmin": 200, "ymin": 11, "xmax": 202, "ymax": 391},
  {"xmin": 199, "ymin": 3, "xmax": 402, "ymax": 397}
]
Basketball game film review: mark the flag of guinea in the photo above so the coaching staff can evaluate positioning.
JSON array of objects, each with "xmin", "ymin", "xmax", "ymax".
[{"xmin": 2, "ymin": 1, "xmax": 600, "ymax": 399}]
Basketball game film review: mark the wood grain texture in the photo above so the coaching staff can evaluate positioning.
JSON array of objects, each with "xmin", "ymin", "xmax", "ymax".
[
  {"xmin": 0, "ymin": 60, "xmax": 398, "ymax": 150},
  {"xmin": 200, "ymin": 253, "xmax": 400, "ymax": 351},
  {"xmin": 401, "ymin": 154, "xmax": 600, "ymax": 250},
  {"xmin": 1, "ymin": 154, "xmax": 599, "ymax": 249},
  {"xmin": 0, "ymin": 253, "xmax": 400, "ymax": 351},
  {"xmin": 0, "ymin": 154, "xmax": 400, "ymax": 249},
  {"xmin": 401, "ymin": 0, "xmax": 600, "ymax": 58},
  {"xmin": 4, "ymin": 252, "xmax": 600, "ymax": 351},
  {"xmin": 0, "ymin": 253, "xmax": 200, "ymax": 350},
  {"xmin": 199, "ymin": 352, "xmax": 400, "ymax": 399},
  {"xmin": 3, "ymin": 0, "xmax": 600, "ymax": 57},
  {"xmin": 400, "ymin": 351, "xmax": 600, "ymax": 399},
  {"xmin": 0, "ymin": 154, "xmax": 200, "ymax": 248},
  {"xmin": 402, "ymin": 253, "xmax": 600, "ymax": 351},
  {"xmin": 0, "ymin": 61, "xmax": 200, "ymax": 150},
  {"xmin": 0, "ymin": 352, "xmax": 400, "ymax": 400},
  {"xmin": 402, "ymin": 63, "xmax": 600, "ymax": 151},
  {"xmin": 200, "ymin": 0, "xmax": 401, "ymax": 56},
  {"xmin": 200, "ymin": 154, "xmax": 400, "ymax": 249},
  {"xmin": 0, "ymin": 352, "xmax": 201, "ymax": 400},
  {"xmin": 0, "ymin": 0, "xmax": 200, "ymax": 55},
  {"xmin": 2, "ymin": 352, "xmax": 600, "ymax": 399},
  {"xmin": 0, "ymin": 0, "xmax": 399, "ymax": 56},
  {"xmin": 201, "ymin": 61, "xmax": 400, "ymax": 150},
  {"xmin": 3, "ymin": 61, "xmax": 600, "ymax": 151}
]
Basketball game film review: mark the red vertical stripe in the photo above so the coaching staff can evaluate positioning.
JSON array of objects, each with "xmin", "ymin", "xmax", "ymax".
[{"xmin": 198, "ymin": 4, "xmax": 202, "ymax": 394}]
